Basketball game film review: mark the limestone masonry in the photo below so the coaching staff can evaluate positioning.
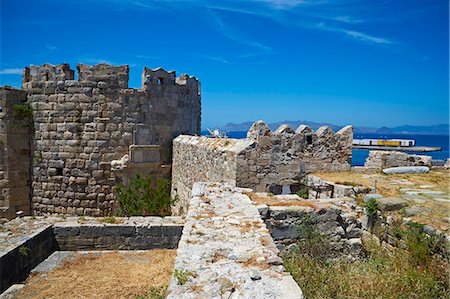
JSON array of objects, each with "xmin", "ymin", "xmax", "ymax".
[
  {"xmin": 172, "ymin": 121, "xmax": 353, "ymax": 214},
  {"xmin": 364, "ymin": 150, "xmax": 432, "ymax": 169},
  {"xmin": 1, "ymin": 63, "xmax": 201, "ymax": 217},
  {"xmin": 167, "ymin": 182, "xmax": 303, "ymax": 298},
  {"xmin": 0, "ymin": 88, "xmax": 32, "ymax": 218}
]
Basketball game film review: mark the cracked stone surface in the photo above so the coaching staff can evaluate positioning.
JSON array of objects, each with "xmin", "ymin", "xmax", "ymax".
[{"xmin": 167, "ymin": 182, "xmax": 303, "ymax": 299}]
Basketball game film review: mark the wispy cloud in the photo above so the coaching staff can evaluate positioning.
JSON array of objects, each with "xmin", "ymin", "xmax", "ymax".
[
  {"xmin": 0, "ymin": 68, "xmax": 22, "ymax": 75},
  {"xmin": 317, "ymin": 23, "xmax": 395, "ymax": 45},
  {"xmin": 330, "ymin": 16, "xmax": 364, "ymax": 24},
  {"xmin": 46, "ymin": 44, "xmax": 59, "ymax": 50},
  {"xmin": 252, "ymin": 0, "xmax": 321, "ymax": 10},
  {"xmin": 194, "ymin": 54, "xmax": 229, "ymax": 64},
  {"xmin": 210, "ymin": 11, "xmax": 272, "ymax": 55},
  {"xmin": 343, "ymin": 30, "xmax": 395, "ymax": 45},
  {"xmin": 79, "ymin": 58, "xmax": 114, "ymax": 65},
  {"xmin": 135, "ymin": 55, "xmax": 161, "ymax": 59}
]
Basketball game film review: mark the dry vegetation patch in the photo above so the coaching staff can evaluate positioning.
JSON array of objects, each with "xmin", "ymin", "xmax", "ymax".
[
  {"xmin": 314, "ymin": 170, "xmax": 450, "ymax": 231},
  {"xmin": 314, "ymin": 169, "xmax": 449, "ymax": 197},
  {"xmin": 16, "ymin": 250, "xmax": 176, "ymax": 299},
  {"xmin": 245, "ymin": 192, "xmax": 319, "ymax": 209},
  {"xmin": 285, "ymin": 235, "xmax": 449, "ymax": 299}
]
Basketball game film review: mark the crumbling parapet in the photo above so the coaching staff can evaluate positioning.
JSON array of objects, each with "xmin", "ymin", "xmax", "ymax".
[
  {"xmin": 239, "ymin": 121, "xmax": 353, "ymax": 192},
  {"xmin": 171, "ymin": 121, "xmax": 353, "ymax": 213},
  {"xmin": 364, "ymin": 150, "xmax": 432, "ymax": 169}
]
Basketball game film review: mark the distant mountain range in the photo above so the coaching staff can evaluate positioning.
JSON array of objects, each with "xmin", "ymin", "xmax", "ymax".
[{"xmin": 220, "ymin": 121, "xmax": 449, "ymax": 135}]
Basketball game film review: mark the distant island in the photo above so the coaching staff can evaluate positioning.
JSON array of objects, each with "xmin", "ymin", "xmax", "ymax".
[{"xmin": 220, "ymin": 121, "xmax": 449, "ymax": 135}]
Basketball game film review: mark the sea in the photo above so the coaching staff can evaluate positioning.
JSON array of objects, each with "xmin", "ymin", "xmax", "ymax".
[{"xmin": 201, "ymin": 131, "xmax": 449, "ymax": 166}]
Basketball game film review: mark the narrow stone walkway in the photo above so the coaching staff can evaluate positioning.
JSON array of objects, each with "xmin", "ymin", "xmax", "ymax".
[{"xmin": 167, "ymin": 182, "xmax": 303, "ymax": 299}]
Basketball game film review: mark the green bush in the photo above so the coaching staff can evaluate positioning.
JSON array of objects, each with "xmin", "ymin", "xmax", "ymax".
[
  {"xmin": 296, "ymin": 184, "xmax": 309, "ymax": 199},
  {"xmin": 12, "ymin": 103, "xmax": 33, "ymax": 119},
  {"xmin": 364, "ymin": 198, "xmax": 378, "ymax": 218},
  {"xmin": 115, "ymin": 174, "xmax": 176, "ymax": 216}
]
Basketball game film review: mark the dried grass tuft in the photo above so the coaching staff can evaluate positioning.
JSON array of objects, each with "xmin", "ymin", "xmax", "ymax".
[{"xmin": 16, "ymin": 250, "xmax": 176, "ymax": 299}]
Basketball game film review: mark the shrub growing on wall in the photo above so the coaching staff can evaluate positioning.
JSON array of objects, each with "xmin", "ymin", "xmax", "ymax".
[{"xmin": 115, "ymin": 174, "xmax": 176, "ymax": 216}]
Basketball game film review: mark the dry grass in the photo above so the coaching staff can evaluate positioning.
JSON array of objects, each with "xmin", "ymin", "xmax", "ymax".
[
  {"xmin": 314, "ymin": 169, "xmax": 449, "ymax": 197},
  {"xmin": 16, "ymin": 250, "xmax": 176, "ymax": 299},
  {"xmin": 314, "ymin": 170, "xmax": 450, "ymax": 231},
  {"xmin": 245, "ymin": 192, "xmax": 319, "ymax": 209},
  {"xmin": 285, "ymin": 236, "xmax": 450, "ymax": 299}
]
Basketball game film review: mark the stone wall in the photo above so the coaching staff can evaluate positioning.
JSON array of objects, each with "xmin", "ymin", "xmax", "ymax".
[
  {"xmin": 22, "ymin": 63, "xmax": 200, "ymax": 216},
  {"xmin": 364, "ymin": 150, "xmax": 432, "ymax": 169},
  {"xmin": 167, "ymin": 182, "xmax": 303, "ymax": 298},
  {"xmin": 171, "ymin": 136, "xmax": 254, "ymax": 214},
  {"xmin": 239, "ymin": 121, "xmax": 353, "ymax": 192},
  {"xmin": 0, "ymin": 87, "xmax": 33, "ymax": 218},
  {"xmin": 258, "ymin": 204, "xmax": 363, "ymax": 260},
  {"xmin": 171, "ymin": 121, "xmax": 353, "ymax": 213}
]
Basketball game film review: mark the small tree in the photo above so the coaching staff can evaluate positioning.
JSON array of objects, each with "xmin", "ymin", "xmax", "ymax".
[
  {"xmin": 364, "ymin": 198, "xmax": 379, "ymax": 232},
  {"xmin": 115, "ymin": 174, "xmax": 176, "ymax": 216}
]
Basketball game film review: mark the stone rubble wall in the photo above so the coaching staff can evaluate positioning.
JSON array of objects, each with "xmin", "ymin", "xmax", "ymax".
[
  {"xmin": 305, "ymin": 175, "xmax": 371, "ymax": 199},
  {"xmin": 171, "ymin": 121, "xmax": 353, "ymax": 213},
  {"xmin": 167, "ymin": 182, "xmax": 303, "ymax": 298},
  {"xmin": 171, "ymin": 136, "xmax": 254, "ymax": 215},
  {"xmin": 21, "ymin": 63, "xmax": 200, "ymax": 216},
  {"xmin": 239, "ymin": 121, "xmax": 353, "ymax": 192},
  {"xmin": 364, "ymin": 150, "xmax": 432, "ymax": 169},
  {"xmin": 258, "ymin": 204, "xmax": 364, "ymax": 260},
  {"xmin": 0, "ymin": 88, "xmax": 33, "ymax": 218}
]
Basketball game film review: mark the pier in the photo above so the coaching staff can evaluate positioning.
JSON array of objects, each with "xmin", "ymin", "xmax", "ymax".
[{"xmin": 353, "ymin": 145, "xmax": 442, "ymax": 152}]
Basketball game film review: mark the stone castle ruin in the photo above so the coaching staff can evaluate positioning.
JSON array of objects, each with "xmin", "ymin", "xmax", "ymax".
[
  {"xmin": 0, "ymin": 63, "xmax": 201, "ymax": 218},
  {"xmin": 171, "ymin": 120, "xmax": 352, "ymax": 214},
  {"xmin": 0, "ymin": 62, "xmax": 353, "ymax": 218}
]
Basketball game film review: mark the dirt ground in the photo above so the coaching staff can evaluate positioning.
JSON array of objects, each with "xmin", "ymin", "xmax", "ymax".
[
  {"xmin": 314, "ymin": 169, "xmax": 450, "ymax": 232},
  {"xmin": 245, "ymin": 192, "xmax": 320, "ymax": 209},
  {"xmin": 15, "ymin": 250, "xmax": 176, "ymax": 299}
]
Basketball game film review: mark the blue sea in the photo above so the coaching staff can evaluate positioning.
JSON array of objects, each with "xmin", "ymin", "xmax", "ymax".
[{"xmin": 201, "ymin": 131, "xmax": 449, "ymax": 166}]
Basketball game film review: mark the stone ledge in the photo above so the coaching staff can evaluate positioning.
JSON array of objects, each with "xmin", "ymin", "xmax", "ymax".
[{"xmin": 167, "ymin": 182, "xmax": 303, "ymax": 298}]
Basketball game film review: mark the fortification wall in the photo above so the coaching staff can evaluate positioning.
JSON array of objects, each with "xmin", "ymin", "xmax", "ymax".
[
  {"xmin": 171, "ymin": 135, "xmax": 254, "ymax": 214},
  {"xmin": 22, "ymin": 63, "xmax": 200, "ymax": 216},
  {"xmin": 171, "ymin": 121, "xmax": 353, "ymax": 213},
  {"xmin": 364, "ymin": 150, "xmax": 432, "ymax": 169},
  {"xmin": 237, "ymin": 121, "xmax": 353, "ymax": 192},
  {"xmin": 167, "ymin": 182, "xmax": 303, "ymax": 298},
  {"xmin": 0, "ymin": 88, "xmax": 32, "ymax": 218}
]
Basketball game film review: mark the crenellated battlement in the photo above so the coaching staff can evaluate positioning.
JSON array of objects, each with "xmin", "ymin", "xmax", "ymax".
[
  {"xmin": 1, "ymin": 61, "xmax": 201, "ymax": 217},
  {"xmin": 77, "ymin": 63, "xmax": 129, "ymax": 89},
  {"xmin": 23, "ymin": 63, "xmax": 74, "ymax": 85},
  {"xmin": 247, "ymin": 120, "xmax": 353, "ymax": 143},
  {"xmin": 22, "ymin": 63, "xmax": 200, "ymax": 95},
  {"xmin": 142, "ymin": 67, "xmax": 200, "ymax": 94},
  {"xmin": 172, "ymin": 121, "xmax": 353, "ymax": 211}
]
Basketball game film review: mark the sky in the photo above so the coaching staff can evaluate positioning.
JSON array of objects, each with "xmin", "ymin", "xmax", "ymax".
[{"xmin": 0, "ymin": 0, "xmax": 448, "ymax": 129}]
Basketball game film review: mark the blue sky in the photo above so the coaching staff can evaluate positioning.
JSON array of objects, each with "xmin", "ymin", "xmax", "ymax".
[{"xmin": 0, "ymin": 0, "xmax": 448, "ymax": 129}]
